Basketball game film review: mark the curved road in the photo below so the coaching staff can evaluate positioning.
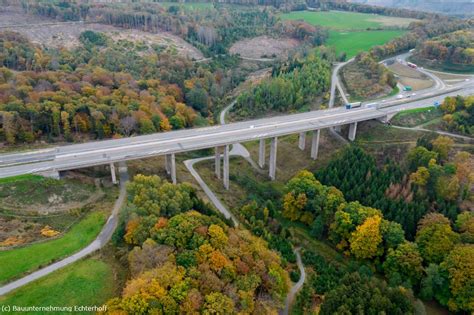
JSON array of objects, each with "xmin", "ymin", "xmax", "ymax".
[{"xmin": 0, "ymin": 162, "xmax": 129, "ymax": 296}]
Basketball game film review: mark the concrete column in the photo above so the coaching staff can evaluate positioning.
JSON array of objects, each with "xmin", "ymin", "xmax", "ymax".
[
  {"xmin": 311, "ymin": 130, "xmax": 320, "ymax": 160},
  {"xmin": 165, "ymin": 154, "xmax": 171, "ymax": 175},
  {"xmin": 223, "ymin": 145, "xmax": 230, "ymax": 190},
  {"xmin": 258, "ymin": 138, "xmax": 265, "ymax": 168},
  {"xmin": 110, "ymin": 163, "xmax": 117, "ymax": 184},
  {"xmin": 214, "ymin": 146, "xmax": 221, "ymax": 179},
  {"xmin": 298, "ymin": 132, "xmax": 306, "ymax": 150},
  {"xmin": 348, "ymin": 122, "xmax": 358, "ymax": 141},
  {"xmin": 170, "ymin": 153, "xmax": 176, "ymax": 184},
  {"xmin": 269, "ymin": 137, "xmax": 278, "ymax": 181}
]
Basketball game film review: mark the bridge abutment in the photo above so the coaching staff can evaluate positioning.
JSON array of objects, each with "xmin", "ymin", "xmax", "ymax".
[{"xmin": 38, "ymin": 170, "xmax": 60, "ymax": 180}]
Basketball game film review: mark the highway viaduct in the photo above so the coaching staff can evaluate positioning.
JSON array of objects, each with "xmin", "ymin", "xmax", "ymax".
[{"xmin": 0, "ymin": 106, "xmax": 387, "ymax": 188}]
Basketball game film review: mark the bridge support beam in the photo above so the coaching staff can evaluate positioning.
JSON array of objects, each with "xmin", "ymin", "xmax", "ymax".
[
  {"xmin": 311, "ymin": 130, "xmax": 320, "ymax": 160},
  {"xmin": 348, "ymin": 122, "xmax": 358, "ymax": 141},
  {"xmin": 110, "ymin": 163, "xmax": 117, "ymax": 184},
  {"xmin": 298, "ymin": 132, "xmax": 306, "ymax": 150},
  {"xmin": 258, "ymin": 139, "xmax": 265, "ymax": 168},
  {"xmin": 214, "ymin": 146, "xmax": 221, "ymax": 179},
  {"xmin": 269, "ymin": 137, "xmax": 278, "ymax": 181},
  {"xmin": 223, "ymin": 145, "xmax": 230, "ymax": 190}
]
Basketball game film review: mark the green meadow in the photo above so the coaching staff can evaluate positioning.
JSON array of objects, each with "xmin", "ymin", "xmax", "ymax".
[
  {"xmin": 0, "ymin": 258, "xmax": 115, "ymax": 312},
  {"xmin": 280, "ymin": 10, "xmax": 412, "ymax": 58},
  {"xmin": 327, "ymin": 29, "xmax": 406, "ymax": 58}
]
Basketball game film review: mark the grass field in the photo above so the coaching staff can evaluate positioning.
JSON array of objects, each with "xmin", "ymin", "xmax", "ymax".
[
  {"xmin": 0, "ymin": 210, "xmax": 107, "ymax": 285},
  {"xmin": 327, "ymin": 30, "xmax": 406, "ymax": 58},
  {"xmin": 280, "ymin": 10, "xmax": 416, "ymax": 30},
  {"xmin": 280, "ymin": 10, "xmax": 409, "ymax": 58},
  {"xmin": 0, "ymin": 258, "xmax": 115, "ymax": 312}
]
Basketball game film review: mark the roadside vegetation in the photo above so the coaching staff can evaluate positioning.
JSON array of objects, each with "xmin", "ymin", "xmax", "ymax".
[
  {"xmin": 341, "ymin": 52, "xmax": 397, "ymax": 100},
  {"xmin": 391, "ymin": 107, "xmax": 443, "ymax": 127}
]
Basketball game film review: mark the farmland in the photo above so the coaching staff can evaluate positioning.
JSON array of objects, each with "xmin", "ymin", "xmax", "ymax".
[
  {"xmin": 327, "ymin": 29, "xmax": 406, "ymax": 58},
  {"xmin": 280, "ymin": 10, "xmax": 417, "ymax": 30},
  {"xmin": 280, "ymin": 10, "xmax": 412, "ymax": 58}
]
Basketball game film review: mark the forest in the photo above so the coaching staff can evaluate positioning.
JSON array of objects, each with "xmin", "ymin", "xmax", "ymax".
[
  {"xmin": 0, "ymin": 29, "xmax": 256, "ymax": 144},
  {"xmin": 369, "ymin": 17, "xmax": 473, "ymax": 61},
  {"xmin": 232, "ymin": 51, "xmax": 331, "ymax": 118},
  {"xmin": 21, "ymin": 1, "xmax": 326, "ymax": 55},
  {"xmin": 107, "ymin": 174, "xmax": 290, "ymax": 314},
  {"xmin": 416, "ymin": 29, "xmax": 474, "ymax": 66},
  {"xmin": 247, "ymin": 141, "xmax": 472, "ymax": 313}
]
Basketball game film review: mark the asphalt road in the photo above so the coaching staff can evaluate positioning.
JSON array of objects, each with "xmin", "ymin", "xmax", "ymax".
[{"xmin": 0, "ymin": 162, "xmax": 129, "ymax": 296}]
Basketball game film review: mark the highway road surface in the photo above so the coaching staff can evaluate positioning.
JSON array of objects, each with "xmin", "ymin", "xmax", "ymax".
[{"xmin": 1, "ymin": 82, "xmax": 473, "ymax": 179}]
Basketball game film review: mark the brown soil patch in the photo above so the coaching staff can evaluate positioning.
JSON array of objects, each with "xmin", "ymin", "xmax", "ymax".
[
  {"xmin": 229, "ymin": 36, "xmax": 300, "ymax": 59},
  {"xmin": 0, "ymin": 6, "xmax": 204, "ymax": 60}
]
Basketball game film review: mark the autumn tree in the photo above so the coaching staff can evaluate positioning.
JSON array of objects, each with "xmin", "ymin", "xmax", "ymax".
[
  {"xmin": 383, "ymin": 242, "xmax": 424, "ymax": 288},
  {"xmin": 349, "ymin": 215, "xmax": 383, "ymax": 260},
  {"xmin": 415, "ymin": 213, "xmax": 460, "ymax": 264},
  {"xmin": 440, "ymin": 244, "xmax": 474, "ymax": 313}
]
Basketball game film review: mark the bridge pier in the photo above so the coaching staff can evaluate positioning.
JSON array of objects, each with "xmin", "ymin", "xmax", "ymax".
[
  {"xmin": 110, "ymin": 163, "xmax": 117, "ymax": 184},
  {"xmin": 348, "ymin": 122, "xmax": 358, "ymax": 141},
  {"xmin": 258, "ymin": 139, "xmax": 265, "ymax": 168},
  {"xmin": 170, "ymin": 153, "xmax": 176, "ymax": 184},
  {"xmin": 215, "ymin": 146, "xmax": 221, "ymax": 179},
  {"xmin": 165, "ymin": 154, "xmax": 176, "ymax": 184},
  {"xmin": 311, "ymin": 130, "xmax": 320, "ymax": 160},
  {"xmin": 298, "ymin": 132, "xmax": 306, "ymax": 150},
  {"xmin": 269, "ymin": 137, "xmax": 278, "ymax": 180},
  {"xmin": 165, "ymin": 154, "xmax": 171, "ymax": 175},
  {"xmin": 223, "ymin": 145, "xmax": 230, "ymax": 190}
]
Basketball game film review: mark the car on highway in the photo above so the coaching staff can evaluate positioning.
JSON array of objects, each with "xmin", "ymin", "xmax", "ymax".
[{"xmin": 396, "ymin": 94, "xmax": 404, "ymax": 99}]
